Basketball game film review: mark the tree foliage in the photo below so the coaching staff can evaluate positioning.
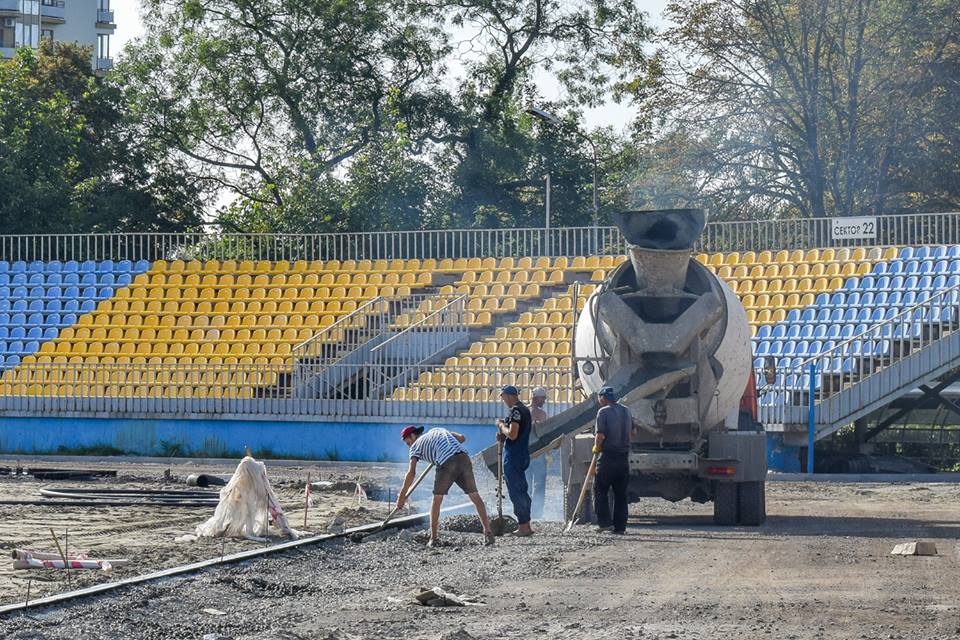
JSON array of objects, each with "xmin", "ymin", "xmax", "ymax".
[
  {"xmin": 0, "ymin": 41, "xmax": 204, "ymax": 234},
  {"xmin": 636, "ymin": 0, "xmax": 960, "ymax": 219}
]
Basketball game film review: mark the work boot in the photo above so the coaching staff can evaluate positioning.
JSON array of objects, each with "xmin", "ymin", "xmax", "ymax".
[
  {"xmin": 483, "ymin": 530, "xmax": 496, "ymax": 546},
  {"xmin": 426, "ymin": 537, "xmax": 440, "ymax": 549}
]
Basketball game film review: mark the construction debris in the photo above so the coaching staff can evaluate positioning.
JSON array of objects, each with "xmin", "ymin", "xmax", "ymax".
[
  {"xmin": 413, "ymin": 586, "xmax": 485, "ymax": 607},
  {"xmin": 185, "ymin": 473, "xmax": 228, "ymax": 487},
  {"xmin": 11, "ymin": 549, "xmax": 128, "ymax": 571},
  {"xmin": 438, "ymin": 630, "xmax": 476, "ymax": 640},
  {"xmin": 890, "ymin": 541, "xmax": 938, "ymax": 556}
]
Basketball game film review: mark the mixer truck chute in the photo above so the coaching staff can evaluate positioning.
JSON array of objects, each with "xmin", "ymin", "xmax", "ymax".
[{"xmin": 481, "ymin": 208, "xmax": 766, "ymax": 526}]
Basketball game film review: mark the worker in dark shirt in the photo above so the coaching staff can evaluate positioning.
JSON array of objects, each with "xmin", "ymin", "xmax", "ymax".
[
  {"xmin": 496, "ymin": 385, "xmax": 534, "ymax": 536},
  {"xmin": 593, "ymin": 386, "xmax": 633, "ymax": 534}
]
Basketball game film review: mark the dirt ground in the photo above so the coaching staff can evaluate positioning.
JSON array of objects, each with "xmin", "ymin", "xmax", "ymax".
[
  {"xmin": 2, "ymin": 466, "xmax": 959, "ymax": 640},
  {"xmin": 0, "ymin": 458, "xmax": 412, "ymax": 605}
]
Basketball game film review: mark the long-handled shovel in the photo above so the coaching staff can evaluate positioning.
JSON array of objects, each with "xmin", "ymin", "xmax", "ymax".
[
  {"xmin": 490, "ymin": 440, "xmax": 517, "ymax": 536},
  {"xmin": 350, "ymin": 462, "xmax": 434, "ymax": 542},
  {"xmin": 563, "ymin": 451, "xmax": 599, "ymax": 532}
]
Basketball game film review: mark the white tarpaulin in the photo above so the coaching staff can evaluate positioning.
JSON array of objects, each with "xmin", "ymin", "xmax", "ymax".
[{"xmin": 190, "ymin": 456, "xmax": 298, "ymax": 541}]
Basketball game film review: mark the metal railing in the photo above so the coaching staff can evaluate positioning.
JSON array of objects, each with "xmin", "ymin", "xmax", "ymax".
[
  {"xmin": 0, "ymin": 361, "xmax": 573, "ymax": 421},
  {"xmin": 759, "ymin": 282, "xmax": 960, "ymax": 429},
  {"xmin": 291, "ymin": 294, "xmax": 469, "ymax": 399},
  {"xmin": 2, "ymin": 212, "xmax": 959, "ymax": 263}
]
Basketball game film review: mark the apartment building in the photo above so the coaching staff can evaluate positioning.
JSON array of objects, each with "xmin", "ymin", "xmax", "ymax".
[{"xmin": 0, "ymin": 0, "xmax": 116, "ymax": 72}]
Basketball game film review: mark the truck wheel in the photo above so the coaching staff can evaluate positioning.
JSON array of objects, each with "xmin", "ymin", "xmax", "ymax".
[
  {"xmin": 737, "ymin": 481, "xmax": 766, "ymax": 526},
  {"xmin": 713, "ymin": 482, "xmax": 738, "ymax": 526}
]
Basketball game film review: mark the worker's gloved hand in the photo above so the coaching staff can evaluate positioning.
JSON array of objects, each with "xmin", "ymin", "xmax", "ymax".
[{"xmin": 591, "ymin": 446, "xmax": 602, "ymax": 455}]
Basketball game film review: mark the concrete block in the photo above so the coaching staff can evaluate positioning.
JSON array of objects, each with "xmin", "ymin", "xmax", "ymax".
[{"xmin": 890, "ymin": 541, "xmax": 937, "ymax": 556}]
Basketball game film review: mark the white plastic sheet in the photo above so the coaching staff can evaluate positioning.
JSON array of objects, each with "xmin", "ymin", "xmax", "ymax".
[{"xmin": 192, "ymin": 456, "xmax": 298, "ymax": 541}]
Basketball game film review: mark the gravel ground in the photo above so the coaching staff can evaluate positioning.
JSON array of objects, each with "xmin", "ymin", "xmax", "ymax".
[{"xmin": 3, "ymin": 480, "xmax": 960, "ymax": 639}]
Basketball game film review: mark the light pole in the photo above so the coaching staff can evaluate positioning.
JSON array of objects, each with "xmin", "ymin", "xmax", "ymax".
[{"xmin": 526, "ymin": 107, "xmax": 600, "ymax": 236}]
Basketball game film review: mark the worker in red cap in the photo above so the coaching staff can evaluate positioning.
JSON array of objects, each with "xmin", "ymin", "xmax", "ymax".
[{"xmin": 396, "ymin": 425, "xmax": 495, "ymax": 547}]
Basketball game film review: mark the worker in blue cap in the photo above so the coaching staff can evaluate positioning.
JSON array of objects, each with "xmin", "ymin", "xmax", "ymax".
[
  {"xmin": 593, "ymin": 386, "xmax": 633, "ymax": 534},
  {"xmin": 496, "ymin": 384, "xmax": 535, "ymax": 536}
]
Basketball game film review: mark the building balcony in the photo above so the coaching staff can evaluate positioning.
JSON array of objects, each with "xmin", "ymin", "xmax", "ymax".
[
  {"xmin": 96, "ymin": 9, "xmax": 114, "ymax": 25},
  {"xmin": 96, "ymin": 57, "xmax": 113, "ymax": 71},
  {"xmin": 41, "ymin": 0, "xmax": 65, "ymax": 21},
  {"xmin": 0, "ymin": 0, "xmax": 18, "ymax": 12}
]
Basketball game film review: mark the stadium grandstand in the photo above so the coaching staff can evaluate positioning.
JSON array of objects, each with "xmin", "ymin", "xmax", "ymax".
[{"xmin": 1, "ymin": 211, "xmax": 960, "ymax": 470}]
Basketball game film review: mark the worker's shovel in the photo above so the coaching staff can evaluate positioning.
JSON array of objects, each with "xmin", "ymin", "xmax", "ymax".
[
  {"xmin": 490, "ymin": 440, "xmax": 517, "ymax": 536},
  {"xmin": 350, "ymin": 462, "xmax": 434, "ymax": 543},
  {"xmin": 563, "ymin": 452, "xmax": 599, "ymax": 533}
]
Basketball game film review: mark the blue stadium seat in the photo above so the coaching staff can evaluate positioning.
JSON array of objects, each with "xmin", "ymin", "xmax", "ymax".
[
  {"xmin": 786, "ymin": 309, "xmax": 801, "ymax": 323},
  {"xmin": 63, "ymin": 260, "xmax": 79, "ymax": 273},
  {"xmin": 0, "ymin": 313, "xmax": 8, "ymax": 327},
  {"xmin": 47, "ymin": 260, "xmax": 62, "ymax": 273},
  {"xmin": 862, "ymin": 276, "xmax": 877, "ymax": 290},
  {"xmin": 22, "ymin": 340, "xmax": 38, "ymax": 354},
  {"xmin": 828, "ymin": 309, "xmax": 843, "ymax": 323},
  {"xmin": 0, "ymin": 274, "xmax": 8, "ymax": 287},
  {"xmin": 116, "ymin": 273, "xmax": 132, "ymax": 286},
  {"xmin": 932, "ymin": 246, "xmax": 947, "ymax": 259},
  {"xmin": 786, "ymin": 325, "xmax": 800, "ymax": 339},
  {"xmin": 8, "ymin": 340, "xmax": 23, "ymax": 354},
  {"xmin": 816, "ymin": 308, "xmax": 830, "ymax": 323},
  {"xmin": 100, "ymin": 273, "xmax": 115, "ymax": 286},
  {"xmin": 889, "ymin": 261, "xmax": 905, "ymax": 275},
  {"xmin": 28, "ymin": 273, "xmax": 44, "ymax": 286},
  {"xmin": 80, "ymin": 273, "xmax": 98, "ymax": 286},
  {"xmin": 772, "ymin": 325, "xmax": 787, "ymax": 338},
  {"xmin": 905, "ymin": 260, "xmax": 921, "ymax": 275},
  {"xmin": 755, "ymin": 341, "xmax": 770, "ymax": 356},
  {"xmin": 800, "ymin": 309, "xmax": 815, "ymax": 322},
  {"xmin": 887, "ymin": 291, "xmax": 902, "ymax": 306},
  {"xmin": 26, "ymin": 327, "xmax": 41, "ymax": 340},
  {"xmin": 800, "ymin": 324, "xmax": 814, "ymax": 339},
  {"xmin": 856, "ymin": 308, "xmax": 871, "ymax": 322},
  {"xmin": 870, "ymin": 309, "xmax": 885, "ymax": 323},
  {"xmin": 46, "ymin": 300, "xmax": 62, "ymax": 313},
  {"xmin": 42, "ymin": 327, "xmax": 58, "ymax": 340},
  {"xmin": 97, "ymin": 259, "xmax": 115, "ymax": 273},
  {"xmin": 79, "ymin": 260, "xmax": 96, "ymax": 273},
  {"xmin": 933, "ymin": 275, "xmax": 947, "ymax": 290},
  {"xmin": 64, "ymin": 286, "xmax": 79, "ymax": 298},
  {"xmin": 134, "ymin": 259, "xmax": 151, "ymax": 272},
  {"xmin": 815, "ymin": 293, "xmax": 830, "ymax": 307},
  {"xmin": 844, "ymin": 276, "xmax": 861, "ymax": 291},
  {"xmin": 81, "ymin": 286, "xmax": 97, "ymax": 299},
  {"xmin": 27, "ymin": 261, "xmax": 44, "ymax": 274},
  {"xmin": 11, "ymin": 299, "xmax": 26, "ymax": 313},
  {"xmin": 26, "ymin": 313, "xmax": 43, "ymax": 327},
  {"xmin": 80, "ymin": 300, "xmax": 96, "ymax": 313},
  {"xmin": 46, "ymin": 285, "xmax": 62, "ymax": 298},
  {"xmin": 872, "ymin": 262, "xmax": 887, "ymax": 275},
  {"xmin": 769, "ymin": 342, "xmax": 784, "ymax": 356},
  {"xmin": 97, "ymin": 286, "xmax": 112, "ymax": 298},
  {"xmin": 934, "ymin": 260, "xmax": 949, "ymax": 274},
  {"xmin": 920, "ymin": 260, "xmax": 934, "ymax": 275},
  {"xmin": 915, "ymin": 246, "xmax": 931, "ymax": 260},
  {"xmin": 61, "ymin": 313, "xmax": 77, "ymax": 326},
  {"xmin": 840, "ymin": 325, "xmax": 854, "ymax": 339},
  {"xmin": 828, "ymin": 292, "xmax": 845, "ymax": 307},
  {"xmin": 10, "ymin": 261, "xmax": 26, "ymax": 274},
  {"xmin": 757, "ymin": 325, "xmax": 772, "ymax": 339},
  {"xmin": 11, "ymin": 273, "xmax": 27, "ymax": 286},
  {"xmin": 949, "ymin": 246, "xmax": 960, "ymax": 259},
  {"xmin": 28, "ymin": 300, "xmax": 43, "ymax": 313},
  {"xmin": 900, "ymin": 247, "xmax": 915, "ymax": 260},
  {"xmin": 919, "ymin": 275, "xmax": 933, "ymax": 290},
  {"xmin": 28, "ymin": 286, "xmax": 43, "ymax": 299},
  {"xmin": 842, "ymin": 308, "xmax": 857, "ymax": 323},
  {"xmin": 903, "ymin": 291, "xmax": 917, "ymax": 306},
  {"xmin": 949, "ymin": 275, "xmax": 960, "ymax": 288},
  {"xmin": 63, "ymin": 300, "xmax": 79, "ymax": 312},
  {"xmin": 117, "ymin": 260, "xmax": 133, "ymax": 273},
  {"xmin": 858, "ymin": 292, "xmax": 871, "ymax": 306},
  {"xmin": 0, "ymin": 262, "xmax": 8, "ymax": 274},
  {"xmin": 782, "ymin": 342, "xmax": 796, "ymax": 356},
  {"xmin": 63, "ymin": 272, "xmax": 80, "ymax": 285},
  {"xmin": 813, "ymin": 324, "xmax": 828, "ymax": 339},
  {"xmin": 4, "ymin": 354, "xmax": 20, "ymax": 367}
]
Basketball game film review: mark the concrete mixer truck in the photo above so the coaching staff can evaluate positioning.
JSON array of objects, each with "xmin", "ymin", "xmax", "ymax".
[{"xmin": 482, "ymin": 208, "xmax": 767, "ymax": 526}]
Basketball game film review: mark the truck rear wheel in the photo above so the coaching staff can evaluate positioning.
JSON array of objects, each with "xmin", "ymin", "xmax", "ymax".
[
  {"xmin": 737, "ymin": 481, "xmax": 766, "ymax": 525},
  {"xmin": 713, "ymin": 482, "xmax": 737, "ymax": 526}
]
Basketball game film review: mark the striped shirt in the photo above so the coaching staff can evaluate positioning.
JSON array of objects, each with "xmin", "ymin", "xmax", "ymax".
[{"xmin": 409, "ymin": 428, "xmax": 467, "ymax": 466}]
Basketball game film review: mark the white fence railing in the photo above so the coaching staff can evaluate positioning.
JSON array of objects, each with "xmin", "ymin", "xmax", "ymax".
[
  {"xmin": 0, "ymin": 362, "xmax": 575, "ymax": 420},
  {"xmin": 2, "ymin": 212, "xmax": 959, "ymax": 263}
]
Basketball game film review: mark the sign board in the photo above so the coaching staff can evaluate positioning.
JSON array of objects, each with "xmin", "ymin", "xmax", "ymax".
[{"xmin": 831, "ymin": 216, "xmax": 877, "ymax": 241}]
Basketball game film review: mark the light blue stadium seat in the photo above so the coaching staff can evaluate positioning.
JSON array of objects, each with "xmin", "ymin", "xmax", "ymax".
[
  {"xmin": 889, "ymin": 261, "xmax": 905, "ymax": 275},
  {"xmin": 63, "ymin": 260, "xmax": 79, "ymax": 273},
  {"xmin": 97, "ymin": 286, "xmax": 112, "ymax": 298},
  {"xmin": 919, "ymin": 275, "xmax": 933, "ymax": 290},
  {"xmin": 26, "ymin": 327, "xmax": 42, "ymax": 340},
  {"xmin": 100, "ymin": 273, "xmax": 115, "ymax": 286},
  {"xmin": 934, "ymin": 260, "xmax": 949, "ymax": 274},
  {"xmin": 27, "ymin": 261, "xmax": 44, "ymax": 274},
  {"xmin": 0, "ymin": 275, "xmax": 8, "ymax": 287},
  {"xmin": 81, "ymin": 286, "xmax": 97, "ymax": 299},
  {"xmin": 786, "ymin": 325, "xmax": 800, "ymax": 339},
  {"xmin": 117, "ymin": 259, "xmax": 133, "ymax": 273},
  {"xmin": 786, "ymin": 309, "xmax": 801, "ymax": 323},
  {"xmin": 8, "ymin": 340, "xmax": 23, "ymax": 354},
  {"xmin": 900, "ymin": 247, "xmax": 915, "ymax": 260},
  {"xmin": 844, "ymin": 277, "xmax": 861, "ymax": 291},
  {"xmin": 862, "ymin": 276, "xmax": 877, "ymax": 289},
  {"xmin": 11, "ymin": 261, "xmax": 26, "ymax": 274},
  {"xmin": 134, "ymin": 259, "xmax": 151, "ymax": 272},
  {"xmin": 903, "ymin": 291, "xmax": 917, "ymax": 306},
  {"xmin": 815, "ymin": 308, "xmax": 830, "ymax": 323},
  {"xmin": 757, "ymin": 325, "xmax": 772, "ymax": 339},
  {"xmin": 28, "ymin": 286, "xmax": 43, "ymax": 299},
  {"xmin": 0, "ymin": 263, "xmax": 8, "ymax": 274},
  {"xmin": 42, "ymin": 327, "xmax": 58, "ymax": 340},
  {"xmin": 949, "ymin": 246, "xmax": 960, "ymax": 259},
  {"xmin": 872, "ymin": 262, "xmax": 887, "ymax": 275},
  {"xmin": 904, "ymin": 260, "xmax": 920, "ymax": 275},
  {"xmin": 919, "ymin": 260, "xmax": 934, "ymax": 275},
  {"xmin": 800, "ymin": 324, "xmax": 814, "ymax": 339},
  {"xmin": 80, "ymin": 300, "xmax": 96, "ymax": 313},
  {"xmin": 769, "ymin": 342, "xmax": 783, "ymax": 356},
  {"xmin": 26, "ymin": 313, "xmax": 43, "ymax": 327},
  {"xmin": 79, "ymin": 260, "xmax": 96, "ymax": 273},
  {"xmin": 783, "ymin": 342, "xmax": 797, "ymax": 356},
  {"xmin": 755, "ymin": 341, "xmax": 770, "ymax": 356},
  {"xmin": 46, "ymin": 260, "xmax": 62, "ymax": 273},
  {"xmin": 842, "ymin": 308, "xmax": 857, "ymax": 322},
  {"xmin": 800, "ymin": 309, "xmax": 815, "ymax": 322},
  {"xmin": 63, "ymin": 273, "xmax": 80, "ymax": 285},
  {"xmin": 772, "ymin": 325, "xmax": 787, "ymax": 338},
  {"xmin": 915, "ymin": 246, "xmax": 931, "ymax": 260},
  {"xmin": 64, "ymin": 286, "xmax": 79, "ymax": 298},
  {"xmin": 98, "ymin": 259, "xmax": 115, "ymax": 273},
  {"xmin": 11, "ymin": 299, "xmax": 26, "ymax": 313},
  {"xmin": 932, "ymin": 275, "xmax": 947, "ymax": 289},
  {"xmin": 815, "ymin": 293, "xmax": 829, "ymax": 307},
  {"xmin": 5, "ymin": 354, "xmax": 20, "ymax": 367},
  {"xmin": 813, "ymin": 324, "xmax": 828, "ymax": 339},
  {"xmin": 116, "ymin": 273, "xmax": 132, "ymax": 286},
  {"xmin": 63, "ymin": 300, "xmax": 79, "ymax": 312},
  {"xmin": 46, "ymin": 285, "xmax": 62, "ymax": 298},
  {"xmin": 858, "ymin": 292, "xmax": 871, "ymax": 306},
  {"xmin": 28, "ymin": 300, "xmax": 43, "ymax": 313},
  {"xmin": 932, "ymin": 246, "xmax": 947, "ymax": 259},
  {"xmin": 46, "ymin": 300, "xmax": 62, "ymax": 313},
  {"xmin": 80, "ymin": 273, "xmax": 98, "ymax": 286},
  {"xmin": 828, "ymin": 292, "xmax": 845, "ymax": 307},
  {"xmin": 61, "ymin": 313, "xmax": 77, "ymax": 326},
  {"xmin": 11, "ymin": 273, "xmax": 27, "ymax": 286}
]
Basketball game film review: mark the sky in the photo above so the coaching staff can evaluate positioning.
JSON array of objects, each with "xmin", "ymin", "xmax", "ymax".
[{"xmin": 111, "ymin": 0, "xmax": 670, "ymax": 134}]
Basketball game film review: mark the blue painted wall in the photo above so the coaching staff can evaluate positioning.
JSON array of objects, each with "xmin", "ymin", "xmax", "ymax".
[
  {"xmin": 767, "ymin": 433, "xmax": 801, "ymax": 472},
  {"xmin": 0, "ymin": 416, "xmax": 500, "ymax": 461}
]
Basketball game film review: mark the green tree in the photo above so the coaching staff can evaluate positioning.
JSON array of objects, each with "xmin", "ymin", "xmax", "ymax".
[
  {"xmin": 0, "ymin": 41, "xmax": 204, "ymax": 234},
  {"xmin": 636, "ymin": 0, "xmax": 960, "ymax": 220}
]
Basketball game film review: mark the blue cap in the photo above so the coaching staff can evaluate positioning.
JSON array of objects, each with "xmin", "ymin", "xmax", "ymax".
[
  {"xmin": 500, "ymin": 385, "xmax": 520, "ymax": 396},
  {"xmin": 599, "ymin": 386, "xmax": 617, "ymax": 401}
]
